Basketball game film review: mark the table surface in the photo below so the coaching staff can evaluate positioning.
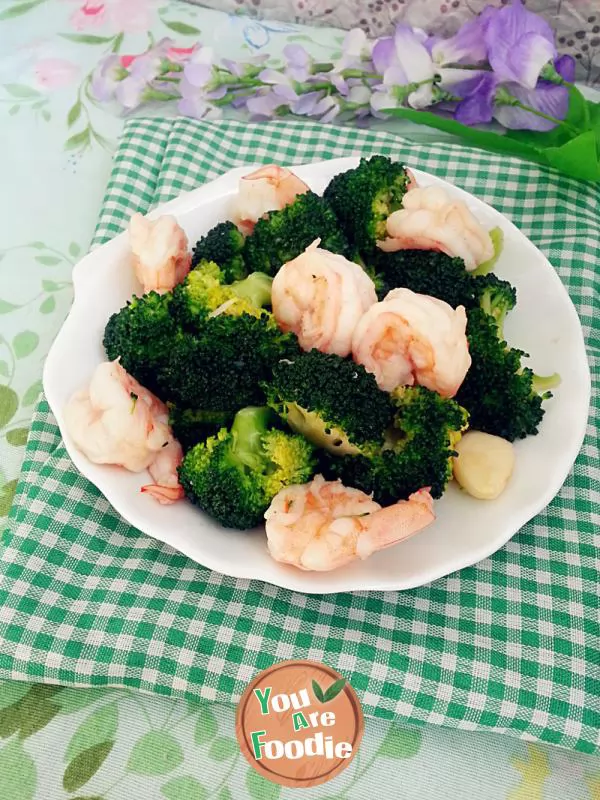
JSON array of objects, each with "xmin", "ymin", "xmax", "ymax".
[{"xmin": 0, "ymin": 2, "xmax": 599, "ymax": 798}]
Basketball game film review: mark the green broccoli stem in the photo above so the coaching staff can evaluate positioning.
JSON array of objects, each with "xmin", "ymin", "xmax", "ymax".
[
  {"xmin": 531, "ymin": 372, "xmax": 561, "ymax": 395},
  {"xmin": 230, "ymin": 407, "xmax": 273, "ymax": 471},
  {"xmin": 231, "ymin": 273, "xmax": 273, "ymax": 308}
]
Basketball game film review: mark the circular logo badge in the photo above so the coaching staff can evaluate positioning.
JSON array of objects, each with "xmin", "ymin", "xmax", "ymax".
[{"xmin": 236, "ymin": 660, "xmax": 364, "ymax": 789}]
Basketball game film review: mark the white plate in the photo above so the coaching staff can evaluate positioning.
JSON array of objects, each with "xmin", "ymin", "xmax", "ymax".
[{"xmin": 43, "ymin": 158, "xmax": 591, "ymax": 594}]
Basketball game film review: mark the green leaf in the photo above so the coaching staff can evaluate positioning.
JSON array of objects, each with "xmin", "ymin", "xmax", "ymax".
[
  {"xmin": 378, "ymin": 725, "xmax": 422, "ymax": 759},
  {"xmin": 22, "ymin": 380, "xmax": 41, "ymax": 407},
  {"xmin": 29, "ymin": 241, "xmax": 45, "ymax": 249},
  {"xmin": 127, "ymin": 731, "xmax": 184, "ymax": 776},
  {"xmin": 0, "ymin": 361, "xmax": 8, "ymax": 378},
  {"xmin": 0, "ymin": 683, "xmax": 30, "ymax": 712},
  {"xmin": 42, "ymin": 279, "xmax": 61, "ymax": 291},
  {"xmin": 323, "ymin": 677, "xmax": 346, "ymax": 703},
  {"xmin": 218, "ymin": 788, "xmax": 233, "ymax": 800},
  {"xmin": 69, "ymin": 242, "xmax": 81, "ymax": 258},
  {"xmin": 55, "ymin": 688, "xmax": 106, "ymax": 715},
  {"xmin": 41, "ymin": 109, "xmax": 50, "ymax": 122},
  {"xmin": 18, "ymin": 697, "xmax": 61, "ymax": 739},
  {"xmin": 312, "ymin": 679, "xmax": 325, "ymax": 703},
  {"xmin": 70, "ymin": 796, "xmax": 104, "ymax": 800},
  {"xmin": 6, "ymin": 428, "xmax": 28, "ymax": 446},
  {"xmin": 161, "ymin": 775, "xmax": 208, "ymax": 800},
  {"xmin": 67, "ymin": 101, "xmax": 82, "ymax": 128},
  {"xmin": 208, "ymin": 736, "xmax": 237, "ymax": 762},
  {"xmin": 63, "ymin": 741, "xmax": 113, "ymax": 792},
  {"xmin": 65, "ymin": 702, "xmax": 118, "ymax": 763},
  {"xmin": 8, "ymin": 105, "xmax": 19, "ymax": 116},
  {"xmin": 35, "ymin": 255, "xmax": 61, "ymax": 265},
  {"xmin": 0, "ymin": 1, "xmax": 41, "ymax": 21},
  {"xmin": 286, "ymin": 34, "xmax": 314, "ymax": 43},
  {"xmin": 162, "ymin": 19, "xmax": 200, "ymax": 35},
  {"xmin": 385, "ymin": 104, "xmax": 600, "ymax": 183},
  {"xmin": 12, "ymin": 331, "xmax": 39, "ymax": 359},
  {"xmin": 60, "ymin": 33, "xmax": 114, "ymax": 44},
  {"xmin": 246, "ymin": 768, "xmax": 281, "ymax": 800},
  {"xmin": 0, "ymin": 740, "xmax": 36, "ymax": 800},
  {"xmin": 194, "ymin": 705, "xmax": 218, "ymax": 744},
  {"xmin": 40, "ymin": 296, "xmax": 56, "ymax": 314},
  {"xmin": 65, "ymin": 129, "xmax": 90, "ymax": 151},
  {"xmin": 0, "ymin": 299, "xmax": 20, "ymax": 313},
  {"xmin": 0, "ymin": 480, "xmax": 17, "ymax": 517},
  {"xmin": 111, "ymin": 32, "xmax": 124, "ymax": 53},
  {"xmin": 4, "ymin": 83, "xmax": 39, "ymax": 98},
  {"xmin": 0, "ymin": 386, "xmax": 18, "ymax": 427}
]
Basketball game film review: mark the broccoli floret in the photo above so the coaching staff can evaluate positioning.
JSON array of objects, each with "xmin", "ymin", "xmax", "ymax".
[
  {"xmin": 191, "ymin": 221, "xmax": 246, "ymax": 282},
  {"xmin": 168, "ymin": 405, "xmax": 234, "ymax": 452},
  {"xmin": 242, "ymin": 191, "xmax": 354, "ymax": 276},
  {"xmin": 159, "ymin": 311, "xmax": 299, "ymax": 413},
  {"xmin": 472, "ymin": 273, "xmax": 517, "ymax": 338},
  {"xmin": 171, "ymin": 262, "xmax": 271, "ymax": 331},
  {"xmin": 323, "ymin": 386, "xmax": 468, "ymax": 502},
  {"xmin": 178, "ymin": 406, "xmax": 317, "ymax": 529},
  {"xmin": 455, "ymin": 308, "xmax": 558, "ymax": 441},
  {"xmin": 103, "ymin": 291, "xmax": 179, "ymax": 395},
  {"xmin": 265, "ymin": 350, "xmax": 393, "ymax": 456},
  {"xmin": 323, "ymin": 156, "xmax": 410, "ymax": 256},
  {"xmin": 370, "ymin": 249, "xmax": 473, "ymax": 307}
]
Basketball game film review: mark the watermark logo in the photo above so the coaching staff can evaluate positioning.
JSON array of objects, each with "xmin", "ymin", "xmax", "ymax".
[{"xmin": 236, "ymin": 660, "xmax": 364, "ymax": 789}]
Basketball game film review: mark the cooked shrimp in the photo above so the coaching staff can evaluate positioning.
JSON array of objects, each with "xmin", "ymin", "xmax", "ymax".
[
  {"xmin": 351, "ymin": 287, "xmax": 471, "ymax": 396},
  {"xmin": 378, "ymin": 185, "xmax": 494, "ymax": 271},
  {"xmin": 64, "ymin": 360, "xmax": 183, "ymax": 504},
  {"xmin": 265, "ymin": 475, "xmax": 434, "ymax": 571},
  {"xmin": 272, "ymin": 239, "xmax": 377, "ymax": 357},
  {"xmin": 230, "ymin": 164, "xmax": 309, "ymax": 235},
  {"xmin": 129, "ymin": 212, "xmax": 191, "ymax": 294}
]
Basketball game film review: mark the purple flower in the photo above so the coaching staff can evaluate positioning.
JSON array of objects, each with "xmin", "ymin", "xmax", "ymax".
[
  {"xmin": 454, "ymin": 72, "xmax": 498, "ymax": 125},
  {"xmin": 494, "ymin": 82, "xmax": 569, "ymax": 131},
  {"xmin": 183, "ymin": 45, "xmax": 215, "ymax": 87},
  {"xmin": 283, "ymin": 44, "xmax": 311, "ymax": 82},
  {"xmin": 431, "ymin": 17, "xmax": 488, "ymax": 66},
  {"xmin": 221, "ymin": 54, "xmax": 268, "ymax": 78},
  {"xmin": 553, "ymin": 54, "xmax": 576, "ymax": 83},
  {"xmin": 90, "ymin": 55, "xmax": 126, "ymax": 102},
  {"xmin": 484, "ymin": 0, "xmax": 556, "ymax": 89},
  {"xmin": 334, "ymin": 28, "xmax": 371, "ymax": 70},
  {"xmin": 371, "ymin": 25, "xmax": 435, "ymax": 111}
]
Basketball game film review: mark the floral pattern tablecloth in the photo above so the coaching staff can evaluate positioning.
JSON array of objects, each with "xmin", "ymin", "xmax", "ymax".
[{"xmin": 0, "ymin": 2, "xmax": 599, "ymax": 797}]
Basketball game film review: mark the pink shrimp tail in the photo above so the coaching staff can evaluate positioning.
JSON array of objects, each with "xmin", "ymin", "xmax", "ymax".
[{"xmin": 141, "ymin": 484, "xmax": 184, "ymax": 504}]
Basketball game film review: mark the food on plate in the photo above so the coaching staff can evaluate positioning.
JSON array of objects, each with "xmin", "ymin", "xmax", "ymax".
[
  {"xmin": 242, "ymin": 191, "xmax": 355, "ymax": 276},
  {"xmin": 455, "ymin": 307, "xmax": 559, "ymax": 441},
  {"xmin": 191, "ymin": 221, "xmax": 247, "ymax": 282},
  {"xmin": 179, "ymin": 406, "xmax": 316, "ymax": 529},
  {"xmin": 452, "ymin": 431, "xmax": 515, "ymax": 499},
  {"xmin": 323, "ymin": 386, "xmax": 468, "ymax": 503},
  {"xmin": 378, "ymin": 186, "xmax": 494, "ymax": 271},
  {"xmin": 351, "ymin": 288, "xmax": 471, "ymax": 396},
  {"xmin": 230, "ymin": 165, "xmax": 310, "ymax": 235},
  {"xmin": 323, "ymin": 155, "xmax": 411, "ymax": 256},
  {"xmin": 265, "ymin": 349, "xmax": 393, "ymax": 456},
  {"xmin": 272, "ymin": 240, "xmax": 377, "ymax": 357},
  {"xmin": 129, "ymin": 212, "xmax": 191, "ymax": 294},
  {"xmin": 265, "ymin": 476, "xmax": 434, "ymax": 571},
  {"xmin": 66, "ymin": 155, "xmax": 560, "ymax": 570},
  {"xmin": 64, "ymin": 359, "xmax": 183, "ymax": 502}
]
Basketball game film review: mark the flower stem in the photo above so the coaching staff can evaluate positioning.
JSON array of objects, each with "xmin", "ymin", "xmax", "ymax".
[{"xmin": 511, "ymin": 100, "xmax": 577, "ymax": 133}]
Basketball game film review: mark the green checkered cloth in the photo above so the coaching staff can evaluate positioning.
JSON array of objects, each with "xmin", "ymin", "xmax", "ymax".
[{"xmin": 2, "ymin": 118, "xmax": 599, "ymax": 753}]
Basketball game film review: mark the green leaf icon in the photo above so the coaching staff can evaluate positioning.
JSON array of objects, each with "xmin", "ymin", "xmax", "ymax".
[
  {"xmin": 0, "ymin": 740, "xmax": 36, "ymax": 800},
  {"xmin": 378, "ymin": 725, "xmax": 422, "ymax": 759},
  {"xmin": 312, "ymin": 679, "xmax": 325, "ymax": 703},
  {"xmin": 208, "ymin": 736, "xmax": 237, "ymax": 762},
  {"xmin": 323, "ymin": 678, "xmax": 346, "ymax": 703},
  {"xmin": 65, "ymin": 701, "xmax": 118, "ymax": 763},
  {"xmin": 162, "ymin": 775, "xmax": 207, "ymax": 800}
]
